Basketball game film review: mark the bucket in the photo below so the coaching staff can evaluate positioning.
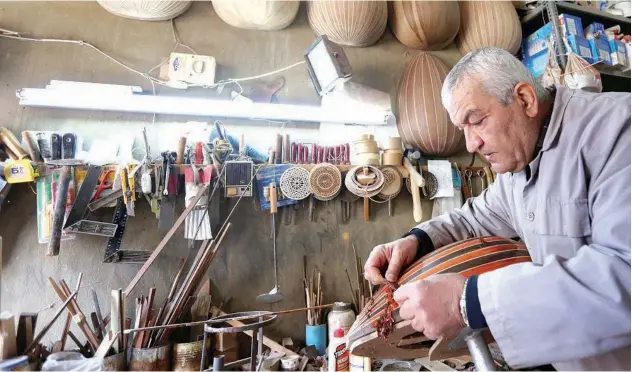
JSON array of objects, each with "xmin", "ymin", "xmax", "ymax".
[
  {"xmin": 280, "ymin": 354, "xmax": 300, "ymax": 370},
  {"xmin": 103, "ymin": 352, "xmax": 126, "ymax": 371},
  {"xmin": 172, "ymin": 340, "xmax": 210, "ymax": 371},
  {"xmin": 129, "ymin": 344, "xmax": 172, "ymax": 371},
  {"xmin": 305, "ymin": 324, "xmax": 327, "ymax": 355}
]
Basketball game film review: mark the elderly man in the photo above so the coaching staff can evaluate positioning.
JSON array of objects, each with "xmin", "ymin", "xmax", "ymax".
[{"xmin": 364, "ymin": 47, "xmax": 630, "ymax": 370}]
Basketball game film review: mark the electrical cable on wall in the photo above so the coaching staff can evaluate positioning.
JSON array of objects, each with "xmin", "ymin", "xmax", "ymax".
[{"xmin": 0, "ymin": 24, "xmax": 305, "ymax": 91}]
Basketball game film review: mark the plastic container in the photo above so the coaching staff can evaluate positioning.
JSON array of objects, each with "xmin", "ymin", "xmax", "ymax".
[
  {"xmin": 327, "ymin": 302, "xmax": 356, "ymax": 342},
  {"xmin": 328, "ymin": 328, "xmax": 349, "ymax": 371},
  {"xmin": 305, "ymin": 324, "xmax": 327, "ymax": 355}
]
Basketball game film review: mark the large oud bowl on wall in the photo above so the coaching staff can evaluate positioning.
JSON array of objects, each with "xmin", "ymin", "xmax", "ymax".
[
  {"xmin": 98, "ymin": 0, "xmax": 192, "ymax": 21},
  {"xmin": 455, "ymin": 1, "xmax": 522, "ymax": 55},
  {"xmin": 397, "ymin": 53, "xmax": 464, "ymax": 156},
  {"xmin": 212, "ymin": 0, "xmax": 299, "ymax": 31},
  {"xmin": 348, "ymin": 237, "xmax": 531, "ymax": 360},
  {"xmin": 307, "ymin": 1, "xmax": 388, "ymax": 47},
  {"xmin": 389, "ymin": 1, "xmax": 460, "ymax": 50}
]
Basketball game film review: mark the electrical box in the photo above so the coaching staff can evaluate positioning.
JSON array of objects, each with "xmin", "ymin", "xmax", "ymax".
[{"xmin": 168, "ymin": 53, "xmax": 216, "ymax": 86}]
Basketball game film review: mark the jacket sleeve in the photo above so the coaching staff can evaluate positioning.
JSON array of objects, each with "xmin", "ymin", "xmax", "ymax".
[
  {"xmin": 415, "ymin": 175, "xmax": 518, "ymax": 248},
  {"xmin": 477, "ymin": 122, "xmax": 631, "ymax": 367}
]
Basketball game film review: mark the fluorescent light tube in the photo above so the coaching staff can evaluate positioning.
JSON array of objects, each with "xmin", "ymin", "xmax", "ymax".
[{"xmin": 17, "ymin": 81, "xmax": 394, "ymax": 126}]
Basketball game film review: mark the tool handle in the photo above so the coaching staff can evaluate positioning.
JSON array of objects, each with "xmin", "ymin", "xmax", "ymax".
[
  {"xmin": 269, "ymin": 183, "xmax": 277, "ymax": 213},
  {"xmin": 0, "ymin": 127, "xmax": 29, "ymax": 160},
  {"xmin": 240, "ymin": 134, "xmax": 246, "ymax": 155},
  {"xmin": 364, "ymin": 196, "xmax": 369, "ymax": 222},
  {"xmin": 410, "ymin": 174, "xmax": 423, "ymax": 223},
  {"xmin": 22, "ymin": 131, "xmax": 41, "ymax": 162},
  {"xmin": 345, "ymin": 143, "xmax": 351, "ymax": 164},
  {"xmin": 176, "ymin": 137, "xmax": 186, "ymax": 165},
  {"xmin": 283, "ymin": 135, "xmax": 290, "ymax": 164},
  {"xmin": 404, "ymin": 157, "xmax": 425, "ymax": 187},
  {"xmin": 275, "ymin": 134, "xmax": 282, "ymax": 164},
  {"xmin": 268, "ymin": 150, "xmax": 275, "ymax": 164},
  {"xmin": 47, "ymin": 166, "xmax": 71, "ymax": 256}
]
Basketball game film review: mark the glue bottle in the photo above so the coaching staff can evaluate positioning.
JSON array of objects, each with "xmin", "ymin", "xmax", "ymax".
[{"xmin": 328, "ymin": 328, "xmax": 349, "ymax": 371}]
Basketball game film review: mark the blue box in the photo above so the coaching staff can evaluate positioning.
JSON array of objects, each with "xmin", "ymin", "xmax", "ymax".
[
  {"xmin": 584, "ymin": 22, "xmax": 606, "ymax": 39},
  {"xmin": 523, "ymin": 49, "xmax": 549, "ymax": 78},
  {"xmin": 609, "ymin": 39, "xmax": 628, "ymax": 68},
  {"xmin": 522, "ymin": 23, "xmax": 552, "ymax": 58},
  {"xmin": 589, "ymin": 36, "xmax": 613, "ymax": 65},
  {"xmin": 559, "ymin": 13, "xmax": 584, "ymax": 37},
  {"xmin": 566, "ymin": 34, "xmax": 593, "ymax": 61}
]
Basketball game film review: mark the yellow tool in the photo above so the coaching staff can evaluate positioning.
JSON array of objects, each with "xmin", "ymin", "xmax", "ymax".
[
  {"xmin": 127, "ymin": 163, "xmax": 137, "ymax": 202},
  {"xmin": 3, "ymin": 159, "xmax": 39, "ymax": 183},
  {"xmin": 120, "ymin": 166, "xmax": 135, "ymax": 217}
]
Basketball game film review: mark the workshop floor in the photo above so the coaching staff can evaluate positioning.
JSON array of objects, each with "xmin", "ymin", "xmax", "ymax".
[{"xmin": 0, "ymin": 2, "xmax": 474, "ymax": 345}]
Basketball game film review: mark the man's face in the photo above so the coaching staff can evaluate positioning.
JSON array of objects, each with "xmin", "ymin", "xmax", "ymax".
[{"xmin": 447, "ymin": 79, "xmax": 536, "ymax": 174}]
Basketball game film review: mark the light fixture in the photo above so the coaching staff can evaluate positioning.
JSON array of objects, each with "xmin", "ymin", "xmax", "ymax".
[
  {"xmin": 304, "ymin": 35, "xmax": 353, "ymax": 96},
  {"xmin": 16, "ymin": 80, "xmax": 393, "ymax": 126}
]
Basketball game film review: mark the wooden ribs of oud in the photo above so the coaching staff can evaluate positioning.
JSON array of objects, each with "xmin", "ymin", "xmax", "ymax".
[{"xmin": 347, "ymin": 237, "xmax": 531, "ymax": 360}]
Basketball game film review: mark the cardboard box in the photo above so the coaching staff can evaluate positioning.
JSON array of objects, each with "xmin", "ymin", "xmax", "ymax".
[
  {"xmin": 559, "ymin": 13, "xmax": 584, "ymax": 37},
  {"xmin": 566, "ymin": 34, "xmax": 593, "ymax": 61},
  {"xmin": 609, "ymin": 39, "xmax": 629, "ymax": 68},
  {"xmin": 523, "ymin": 49, "xmax": 549, "ymax": 78},
  {"xmin": 522, "ymin": 23, "xmax": 552, "ymax": 58},
  {"xmin": 589, "ymin": 36, "xmax": 614, "ymax": 65},
  {"xmin": 584, "ymin": 22, "xmax": 606, "ymax": 39}
]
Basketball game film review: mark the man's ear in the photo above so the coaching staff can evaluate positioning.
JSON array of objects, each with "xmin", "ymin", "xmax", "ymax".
[{"xmin": 513, "ymin": 82, "xmax": 538, "ymax": 118}]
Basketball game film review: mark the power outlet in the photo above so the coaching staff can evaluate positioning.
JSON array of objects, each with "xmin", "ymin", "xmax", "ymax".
[{"xmin": 168, "ymin": 53, "xmax": 217, "ymax": 86}]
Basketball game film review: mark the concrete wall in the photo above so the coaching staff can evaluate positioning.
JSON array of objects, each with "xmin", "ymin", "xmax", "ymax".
[{"xmin": 0, "ymin": 2, "xmax": 477, "ymax": 345}]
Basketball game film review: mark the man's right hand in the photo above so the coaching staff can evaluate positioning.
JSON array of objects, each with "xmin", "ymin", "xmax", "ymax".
[{"xmin": 364, "ymin": 235, "xmax": 419, "ymax": 284}]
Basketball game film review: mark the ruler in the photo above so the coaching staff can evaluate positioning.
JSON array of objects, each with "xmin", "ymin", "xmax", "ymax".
[
  {"xmin": 103, "ymin": 198, "xmax": 151, "ymax": 264},
  {"xmin": 64, "ymin": 220, "xmax": 117, "ymax": 237}
]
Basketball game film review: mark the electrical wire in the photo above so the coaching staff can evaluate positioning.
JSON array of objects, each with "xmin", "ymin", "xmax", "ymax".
[{"xmin": 0, "ymin": 27, "xmax": 305, "ymax": 92}]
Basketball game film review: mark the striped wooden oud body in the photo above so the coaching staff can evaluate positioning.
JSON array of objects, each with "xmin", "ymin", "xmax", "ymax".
[{"xmin": 348, "ymin": 237, "xmax": 531, "ymax": 360}]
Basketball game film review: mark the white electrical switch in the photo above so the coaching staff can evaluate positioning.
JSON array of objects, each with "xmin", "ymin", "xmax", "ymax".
[{"xmin": 168, "ymin": 53, "xmax": 216, "ymax": 86}]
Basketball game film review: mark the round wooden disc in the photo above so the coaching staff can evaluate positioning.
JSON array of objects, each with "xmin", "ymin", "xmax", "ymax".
[
  {"xmin": 309, "ymin": 163, "xmax": 342, "ymax": 201},
  {"xmin": 378, "ymin": 167, "xmax": 402, "ymax": 199}
]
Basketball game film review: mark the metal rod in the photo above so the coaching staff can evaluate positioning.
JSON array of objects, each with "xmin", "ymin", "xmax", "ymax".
[
  {"xmin": 465, "ymin": 331, "xmax": 497, "ymax": 371},
  {"xmin": 124, "ymin": 304, "xmax": 336, "ymax": 335},
  {"xmin": 546, "ymin": 0, "xmax": 567, "ymax": 69},
  {"xmin": 25, "ymin": 290, "xmax": 78, "ymax": 353}
]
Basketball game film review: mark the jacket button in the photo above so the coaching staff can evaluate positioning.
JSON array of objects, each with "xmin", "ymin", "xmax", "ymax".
[{"xmin": 526, "ymin": 212, "xmax": 535, "ymax": 222}]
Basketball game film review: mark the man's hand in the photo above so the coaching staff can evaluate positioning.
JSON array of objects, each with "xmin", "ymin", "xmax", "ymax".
[
  {"xmin": 393, "ymin": 273, "xmax": 467, "ymax": 340},
  {"xmin": 364, "ymin": 235, "xmax": 418, "ymax": 284}
]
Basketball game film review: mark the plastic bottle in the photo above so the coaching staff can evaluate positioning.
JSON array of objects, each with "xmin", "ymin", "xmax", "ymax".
[
  {"xmin": 327, "ymin": 302, "xmax": 356, "ymax": 342},
  {"xmin": 328, "ymin": 328, "xmax": 349, "ymax": 371}
]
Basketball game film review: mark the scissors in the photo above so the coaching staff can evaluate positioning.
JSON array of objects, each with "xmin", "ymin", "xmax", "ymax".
[{"xmin": 92, "ymin": 169, "xmax": 115, "ymax": 201}]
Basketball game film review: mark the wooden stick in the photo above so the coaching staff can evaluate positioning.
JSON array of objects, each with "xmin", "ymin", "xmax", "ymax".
[
  {"xmin": 25, "ymin": 290, "xmax": 77, "ymax": 354},
  {"xmin": 60, "ymin": 274, "xmax": 82, "ymax": 350},
  {"xmin": 124, "ymin": 186, "xmax": 207, "ymax": 297},
  {"xmin": 91, "ymin": 290, "xmax": 106, "ymax": 338},
  {"xmin": 345, "ymin": 269, "xmax": 358, "ymax": 310},
  {"xmin": 125, "ymin": 304, "xmax": 335, "ymax": 335},
  {"xmin": 50, "ymin": 279, "xmax": 99, "ymax": 351}
]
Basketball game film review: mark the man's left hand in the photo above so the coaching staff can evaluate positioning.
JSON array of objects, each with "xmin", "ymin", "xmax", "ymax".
[{"xmin": 393, "ymin": 273, "xmax": 467, "ymax": 340}]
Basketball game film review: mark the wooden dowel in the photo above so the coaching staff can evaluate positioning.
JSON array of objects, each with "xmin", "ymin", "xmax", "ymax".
[
  {"xmin": 124, "ymin": 304, "xmax": 335, "ymax": 335},
  {"xmin": 25, "ymin": 290, "xmax": 77, "ymax": 354}
]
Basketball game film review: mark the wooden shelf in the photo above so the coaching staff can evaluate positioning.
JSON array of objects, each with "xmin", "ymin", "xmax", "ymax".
[{"xmin": 259, "ymin": 163, "xmax": 488, "ymax": 178}]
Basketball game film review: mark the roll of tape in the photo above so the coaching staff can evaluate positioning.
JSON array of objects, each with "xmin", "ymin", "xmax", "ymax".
[
  {"xmin": 382, "ymin": 136, "xmax": 402, "ymax": 150},
  {"xmin": 356, "ymin": 153, "xmax": 380, "ymax": 165},
  {"xmin": 355, "ymin": 142, "xmax": 379, "ymax": 154},
  {"xmin": 382, "ymin": 152, "xmax": 402, "ymax": 166}
]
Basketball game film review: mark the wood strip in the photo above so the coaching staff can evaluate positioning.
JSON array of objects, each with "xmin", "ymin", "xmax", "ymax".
[
  {"xmin": 50, "ymin": 279, "xmax": 100, "ymax": 351},
  {"xmin": 25, "ymin": 290, "xmax": 77, "ymax": 354},
  {"xmin": 124, "ymin": 186, "xmax": 207, "ymax": 297}
]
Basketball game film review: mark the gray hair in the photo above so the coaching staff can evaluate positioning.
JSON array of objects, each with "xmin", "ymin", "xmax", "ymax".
[{"xmin": 441, "ymin": 47, "xmax": 550, "ymax": 109}]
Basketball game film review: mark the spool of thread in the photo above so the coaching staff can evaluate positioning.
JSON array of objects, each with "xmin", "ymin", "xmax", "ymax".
[
  {"xmin": 382, "ymin": 136, "xmax": 402, "ymax": 150},
  {"xmin": 382, "ymin": 151, "xmax": 403, "ymax": 166},
  {"xmin": 0, "ymin": 127, "xmax": 29, "ymax": 160}
]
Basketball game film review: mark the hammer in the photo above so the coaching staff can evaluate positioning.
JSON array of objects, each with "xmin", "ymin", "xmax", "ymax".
[{"xmin": 46, "ymin": 159, "xmax": 85, "ymax": 256}]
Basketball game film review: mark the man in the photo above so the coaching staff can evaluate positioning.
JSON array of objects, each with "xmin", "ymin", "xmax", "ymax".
[{"xmin": 364, "ymin": 47, "xmax": 630, "ymax": 370}]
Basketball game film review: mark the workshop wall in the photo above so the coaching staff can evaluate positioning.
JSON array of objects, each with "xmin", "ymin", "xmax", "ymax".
[{"xmin": 0, "ymin": 2, "xmax": 474, "ymax": 343}]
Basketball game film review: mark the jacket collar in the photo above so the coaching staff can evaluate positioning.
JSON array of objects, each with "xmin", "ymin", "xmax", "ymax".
[{"xmin": 540, "ymin": 85, "xmax": 575, "ymax": 152}]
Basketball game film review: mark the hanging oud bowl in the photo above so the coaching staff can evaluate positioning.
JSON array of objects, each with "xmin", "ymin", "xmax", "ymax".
[{"xmin": 348, "ymin": 236, "xmax": 531, "ymax": 360}]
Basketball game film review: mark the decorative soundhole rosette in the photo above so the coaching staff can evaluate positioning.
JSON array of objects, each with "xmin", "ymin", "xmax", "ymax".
[
  {"xmin": 280, "ymin": 166, "xmax": 311, "ymax": 200},
  {"xmin": 309, "ymin": 163, "xmax": 342, "ymax": 201}
]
